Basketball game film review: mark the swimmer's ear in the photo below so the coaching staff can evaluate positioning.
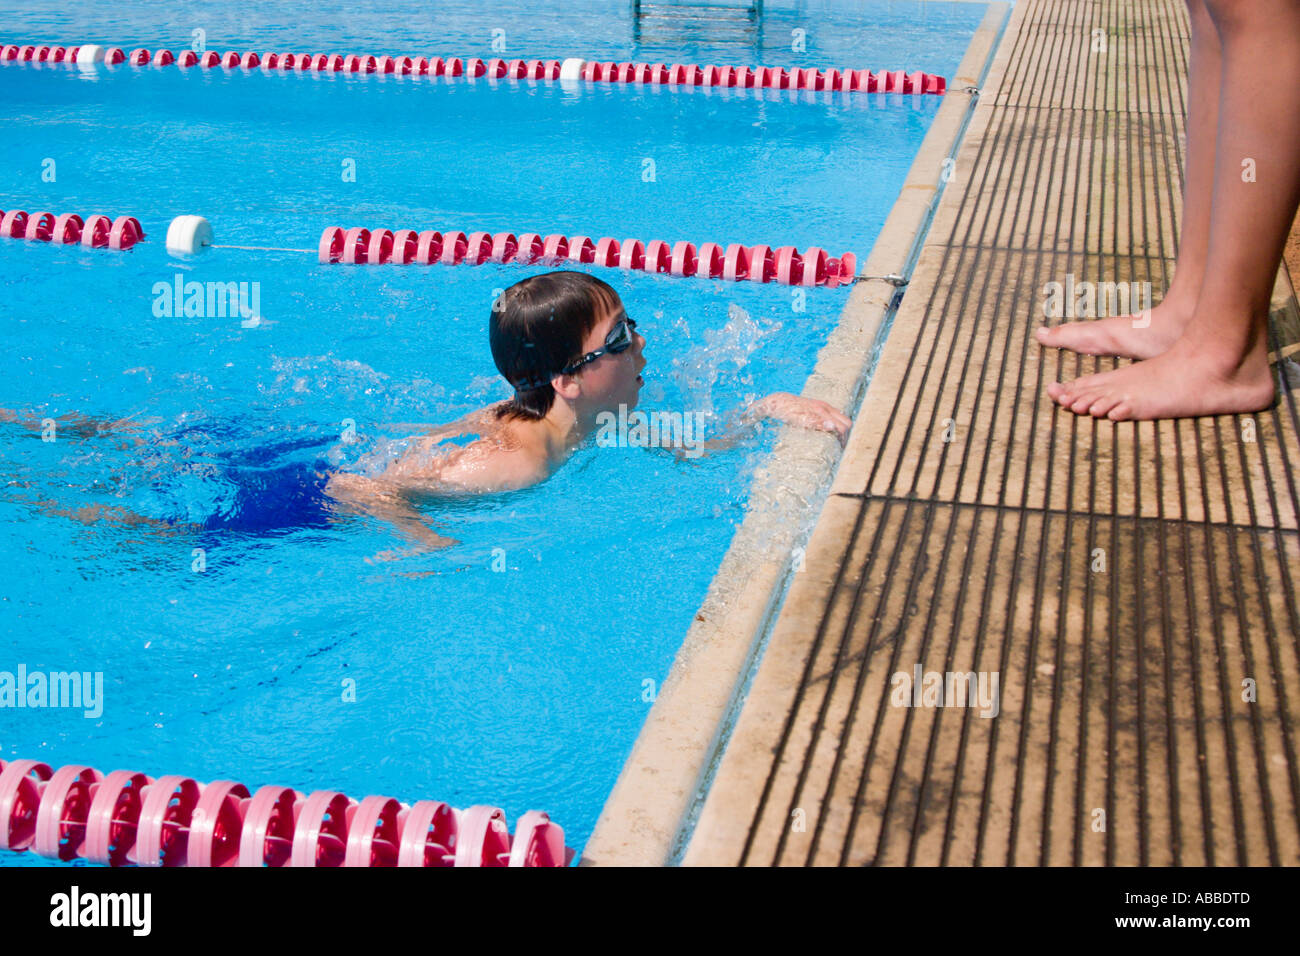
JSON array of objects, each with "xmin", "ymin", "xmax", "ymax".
[{"xmin": 551, "ymin": 372, "xmax": 583, "ymax": 401}]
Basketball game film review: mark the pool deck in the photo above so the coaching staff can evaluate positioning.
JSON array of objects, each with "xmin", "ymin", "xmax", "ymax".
[{"xmin": 683, "ymin": 0, "xmax": 1300, "ymax": 866}]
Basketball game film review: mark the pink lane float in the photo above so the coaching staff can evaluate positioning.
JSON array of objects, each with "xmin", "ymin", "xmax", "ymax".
[
  {"xmin": 317, "ymin": 225, "xmax": 858, "ymax": 287},
  {"xmin": 0, "ymin": 757, "xmax": 571, "ymax": 867},
  {"xmin": 0, "ymin": 208, "xmax": 144, "ymax": 250},
  {"xmin": 0, "ymin": 42, "xmax": 946, "ymax": 94}
]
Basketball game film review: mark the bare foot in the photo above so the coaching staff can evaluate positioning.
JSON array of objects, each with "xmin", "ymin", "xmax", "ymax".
[
  {"xmin": 1035, "ymin": 298, "xmax": 1193, "ymax": 359},
  {"xmin": 365, "ymin": 538, "xmax": 459, "ymax": 563},
  {"xmin": 1046, "ymin": 335, "xmax": 1276, "ymax": 421}
]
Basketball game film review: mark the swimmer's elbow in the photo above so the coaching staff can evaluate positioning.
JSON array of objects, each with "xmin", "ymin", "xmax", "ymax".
[
  {"xmin": 324, "ymin": 472, "xmax": 361, "ymax": 499},
  {"xmin": 324, "ymin": 472, "xmax": 390, "ymax": 505}
]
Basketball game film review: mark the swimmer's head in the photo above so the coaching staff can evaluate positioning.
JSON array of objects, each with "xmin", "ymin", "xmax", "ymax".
[{"xmin": 490, "ymin": 270, "xmax": 645, "ymax": 422}]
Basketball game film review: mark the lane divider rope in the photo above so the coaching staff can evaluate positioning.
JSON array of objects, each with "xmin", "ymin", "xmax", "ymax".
[
  {"xmin": 0, "ymin": 42, "xmax": 946, "ymax": 94},
  {"xmin": 5, "ymin": 210, "xmax": 858, "ymax": 288},
  {"xmin": 0, "ymin": 208, "xmax": 144, "ymax": 250},
  {"xmin": 315, "ymin": 225, "xmax": 859, "ymax": 287},
  {"xmin": 0, "ymin": 757, "xmax": 571, "ymax": 867}
]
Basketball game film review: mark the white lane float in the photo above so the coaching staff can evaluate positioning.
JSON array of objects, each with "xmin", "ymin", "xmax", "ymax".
[{"xmin": 165, "ymin": 214, "xmax": 213, "ymax": 256}]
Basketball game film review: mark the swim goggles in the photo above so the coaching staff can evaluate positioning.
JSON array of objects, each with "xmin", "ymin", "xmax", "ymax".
[{"xmin": 560, "ymin": 317, "xmax": 638, "ymax": 375}]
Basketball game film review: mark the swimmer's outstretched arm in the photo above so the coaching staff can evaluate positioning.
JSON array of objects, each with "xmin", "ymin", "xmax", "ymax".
[
  {"xmin": 672, "ymin": 392, "xmax": 851, "ymax": 459},
  {"xmin": 323, "ymin": 472, "xmax": 459, "ymax": 556}
]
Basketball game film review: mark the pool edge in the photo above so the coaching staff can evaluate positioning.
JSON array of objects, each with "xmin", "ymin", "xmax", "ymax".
[{"xmin": 580, "ymin": 2, "xmax": 1013, "ymax": 867}]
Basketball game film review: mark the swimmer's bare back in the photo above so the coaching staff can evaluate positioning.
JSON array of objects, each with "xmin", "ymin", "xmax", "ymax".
[
  {"xmin": 389, "ymin": 405, "xmax": 555, "ymax": 491},
  {"xmin": 323, "ymin": 404, "xmax": 554, "ymax": 557}
]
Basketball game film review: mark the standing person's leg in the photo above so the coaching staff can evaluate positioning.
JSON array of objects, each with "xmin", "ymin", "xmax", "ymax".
[
  {"xmin": 1038, "ymin": 0, "xmax": 1219, "ymax": 358},
  {"xmin": 1049, "ymin": 0, "xmax": 1300, "ymax": 420}
]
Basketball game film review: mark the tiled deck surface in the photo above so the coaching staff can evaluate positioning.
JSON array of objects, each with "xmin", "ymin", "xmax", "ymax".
[{"xmin": 684, "ymin": 0, "xmax": 1300, "ymax": 866}]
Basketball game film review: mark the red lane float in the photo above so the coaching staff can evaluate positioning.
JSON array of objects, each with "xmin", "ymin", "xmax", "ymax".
[
  {"xmin": 0, "ymin": 760, "xmax": 50, "ymax": 852},
  {"xmin": 34, "ymin": 764, "xmax": 99, "ymax": 861},
  {"xmin": 187, "ymin": 780, "xmax": 249, "ymax": 867},
  {"xmin": 416, "ymin": 229, "xmax": 442, "ymax": 264},
  {"xmin": 317, "ymin": 224, "xmax": 858, "ymax": 286},
  {"xmin": 0, "ymin": 39, "xmax": 947, "ymax": 93},
  {"xmin": 341, "ymin": 226, "xmax": 370, "ymax": 264},
  {"xmin": 0, "ymin": 757, "xmax": 571, "ymax": 867},
  {"xmin": 52, "ymin": 213, "xmax": 83, "ymax": 243},
  {"xmin": 23, "ymin": 211, "xmax": 55, "ymax": 241},
  {"xmin": 0, "ymin": 208, "xmax": 144, "ymax": 250},
  {"xmin": 80, "ymin": 214, "xmax": 112, "ymax": 248},
  {"xmin": 366, "ymin": 228, "xmax": 395, "ymax": 265}
]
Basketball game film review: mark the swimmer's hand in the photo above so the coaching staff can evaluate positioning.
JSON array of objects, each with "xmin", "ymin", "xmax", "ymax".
[
  {"xmin": 669, "ymin": 392, "xmax": 852, "ymax": 460},
  {"xmin": 749, "ymin": 392, "xmax": 852, "ymax": 446}
]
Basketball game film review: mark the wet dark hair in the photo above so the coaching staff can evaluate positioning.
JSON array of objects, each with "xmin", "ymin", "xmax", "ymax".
[{"xmin": 489, "ymin": 271, "xmax": 622, "ymax": 421}]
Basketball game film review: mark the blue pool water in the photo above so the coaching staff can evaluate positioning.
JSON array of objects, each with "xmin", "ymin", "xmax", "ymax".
[{"xmin": 0, "ymin": 1, "xmax": 986, "ymax": 862}]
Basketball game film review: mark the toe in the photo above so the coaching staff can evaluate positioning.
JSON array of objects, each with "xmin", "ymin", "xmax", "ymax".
[
  {"xmin": 1089, "ymin": 391, "xmax": 1123, "ymax": 418},
  {"xmin": 1052, "ymin": 377, "xmax": 1087, "ymax": 405},
  {"xmin": 1069, "ymin": 392, "xmax": 1099, "ymax": 415},
  {"xmin": 1068, "ymin": 383, "xmax": 1107, "ymax": 414}
]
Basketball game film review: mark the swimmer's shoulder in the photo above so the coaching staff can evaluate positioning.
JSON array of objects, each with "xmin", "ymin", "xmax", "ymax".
[
  {"xmin": 417, "ymin": 404, "xmax": 502, "ymax": 443},
  {"xmin": 340, "ymin": 404, "xmax": 549, "ymax": 495},
  {"xmin": 367, "ymin": 416, "xmax": 547, "ymax": 494}
]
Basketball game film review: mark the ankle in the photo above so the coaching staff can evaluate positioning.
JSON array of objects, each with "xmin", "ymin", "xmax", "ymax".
[
  {"xmin": 1153, "ymin": 283, "xmax": 1198, "ymax": 315},
  {"xmin": 1178, "ymin": 315, "xmax": 1272, "ymax": 374}
]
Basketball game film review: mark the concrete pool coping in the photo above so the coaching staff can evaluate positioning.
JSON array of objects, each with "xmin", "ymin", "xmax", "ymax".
[{"xmin": 580, "ymin": 1, "xmax": 1012, "ymax": 867}]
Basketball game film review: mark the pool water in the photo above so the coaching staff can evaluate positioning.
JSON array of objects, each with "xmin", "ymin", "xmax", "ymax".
[{"xmin": 0, "ymin": 1, "xmax": 986, "ymax": 862}]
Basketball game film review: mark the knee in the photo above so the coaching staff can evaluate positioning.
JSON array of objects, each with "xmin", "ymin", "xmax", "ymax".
[{"xmin": 1202, "ymin": 0, "xmax": 1265, "ymax": 34}]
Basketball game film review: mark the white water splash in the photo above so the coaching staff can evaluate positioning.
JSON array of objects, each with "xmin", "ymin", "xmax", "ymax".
[{"xmin": 670, "ymin": 303, "xmax": 783, "ymax": 423}]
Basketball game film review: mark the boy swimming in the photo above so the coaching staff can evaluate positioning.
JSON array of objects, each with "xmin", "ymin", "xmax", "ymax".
[
  {"xmin": 3, "ymin": 270, "xmax": 851, "ymax": 554},
  {"xmin": 323, "ymin": 271, "xmax": 850, "ymax": 549}
]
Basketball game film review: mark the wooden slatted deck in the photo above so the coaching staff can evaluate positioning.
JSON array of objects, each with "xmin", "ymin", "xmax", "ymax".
[{"xmin": 683, "ymin": 0, "xmax": 1300, "ymax": 866}]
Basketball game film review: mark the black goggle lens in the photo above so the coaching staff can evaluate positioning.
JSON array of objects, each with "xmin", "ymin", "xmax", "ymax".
[{"xmin": 607, "ymin": 317, "xmax": 635, "ymax": 351}]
